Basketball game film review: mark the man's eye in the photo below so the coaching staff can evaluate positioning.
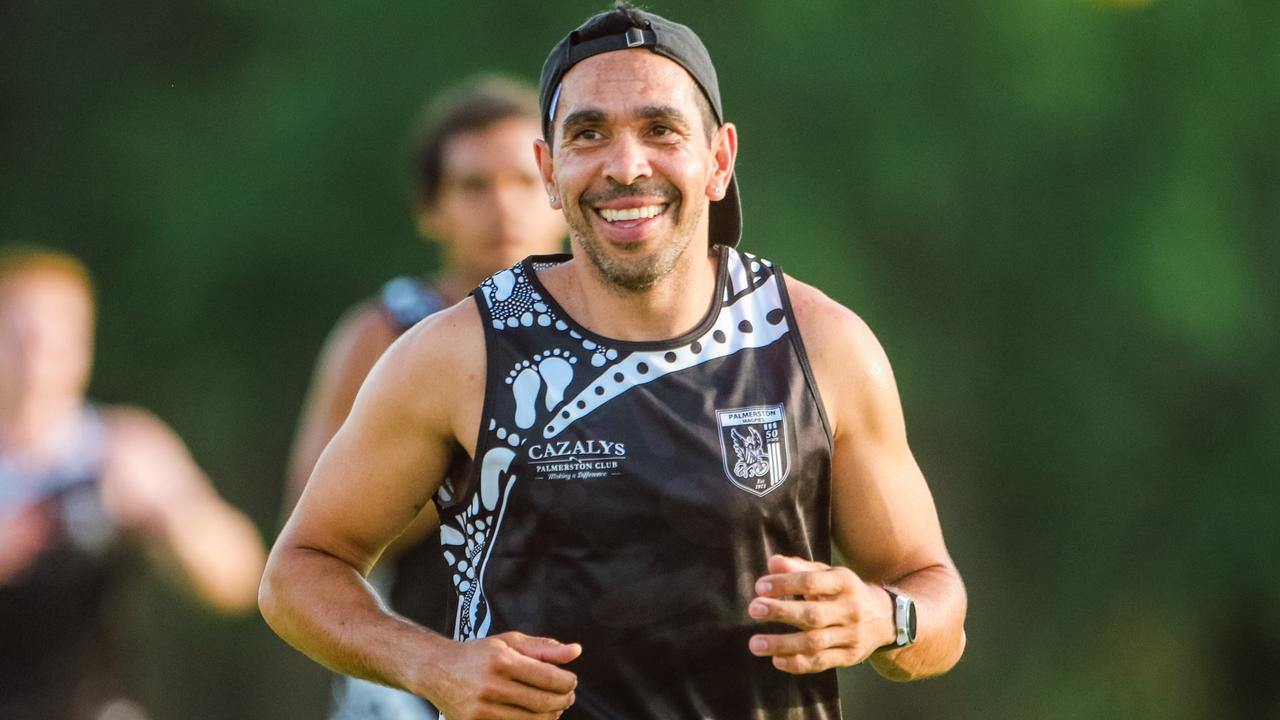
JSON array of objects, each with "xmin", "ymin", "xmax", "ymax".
[
  {"xmin": 574, "ymin": 129, "xmax": 603, "ymax": 141},
  {"xmin": 650, "ymin": 125, "xmax": 681, "ymax": 140}
]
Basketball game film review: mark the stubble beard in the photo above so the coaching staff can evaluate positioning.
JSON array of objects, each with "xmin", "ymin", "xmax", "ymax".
[{"xmin": 566, "ymin": 186, "xmax": 706, "ymax": 294}]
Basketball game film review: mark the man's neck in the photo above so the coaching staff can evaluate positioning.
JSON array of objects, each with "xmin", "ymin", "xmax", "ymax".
[
  {"xmin": 0, "ymin": 394, "xmax": 82, "ymax": 453},
  {"xmin": 538, "ymin": 245, "xmax": 721, "ymax": 343}
]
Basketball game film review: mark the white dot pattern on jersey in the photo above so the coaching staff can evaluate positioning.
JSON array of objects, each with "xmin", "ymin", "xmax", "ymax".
[
  {"xmin": 543, "ymin": 264, "xmax": 790, "ymax": 439},
  {"xmin": 478, "ymin": 265, "xmax": 619, "ymax": 366}
]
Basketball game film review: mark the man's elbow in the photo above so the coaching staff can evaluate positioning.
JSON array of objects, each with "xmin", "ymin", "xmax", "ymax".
[
  {"xmin": 257, "ymin": 549, "xmax": 291, "ymax": 635},
  {"xmin": 873, "ymin": 628, "xmax": 966, "ymax": 682}
]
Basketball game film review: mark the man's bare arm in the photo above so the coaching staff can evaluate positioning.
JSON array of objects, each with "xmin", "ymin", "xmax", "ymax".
[
  {"xmin": 283, "ymin": 303, "xmax": 398, "ymax": 512},
  {"xmin": 748, "ymin": 279, "xmax": 966, "ymax": 681},
  {"xmin": 259, "ymin": 300, "xmax": 579, "ymax": 719}
]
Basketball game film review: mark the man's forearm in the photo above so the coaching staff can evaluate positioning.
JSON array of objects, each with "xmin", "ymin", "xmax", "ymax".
[
  {"xmin": 258, "ymin": 544, "xmax": 450, "ymax": 695},
  {"xmin": 869, "ymin": 563, "xmax": 967, "ymax": 681},
  {"xmin": 159, "ymin": 499, "xmax": 265, "ymax": 613}
]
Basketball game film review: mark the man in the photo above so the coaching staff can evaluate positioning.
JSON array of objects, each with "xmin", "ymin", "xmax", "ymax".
[
  {"xmin": 285, "ymin": 77, "xmax": 566, "ymax": 718},
  {"xmin": 0, "ymin": 245, "xmax": 266, "ymax": 720},
  {"xmin": 262, "ymin": 6, "xmax": 967, "ymax": 719}
]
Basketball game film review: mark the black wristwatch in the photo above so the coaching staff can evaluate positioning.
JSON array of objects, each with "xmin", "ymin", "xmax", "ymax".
[{"xmin": 882, "ymin": 589, "xmax": 917, "ymax": 649}]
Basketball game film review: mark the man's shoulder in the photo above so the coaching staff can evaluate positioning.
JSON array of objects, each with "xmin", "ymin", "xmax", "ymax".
[
  {"xmin": 95, "ymin": 404, "xmax": 201, "ymax": 521},
  {"xmin": 783, "ymin": 274, "xmax": 876, "ymax": 349},
  {"xmin": 783, "ymin": 274, "xmax": 897, "ymax": 435},
  {"xmin": 97, "ymin": 404, "xmax": 178, "ymax": 449},
  {"xmin": 350, "ymin": 297, "xmax": 487, "ymax": 440},
  {"xmin": 377, "ymin": 296, "xmax": 486, "ymax": 379}
]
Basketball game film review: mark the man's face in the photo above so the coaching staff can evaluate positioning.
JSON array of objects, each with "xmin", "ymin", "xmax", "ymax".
[
  {"xmin": 419, "ymin": 116, "xmax": 567, "ymax": 280},
  {"xmin": 0, "ymin": 272, "xmax": 93, "ymax": 410},
  {"xmin": 536, "ymin": 50, "xmax": 736, "ymax": 292}
]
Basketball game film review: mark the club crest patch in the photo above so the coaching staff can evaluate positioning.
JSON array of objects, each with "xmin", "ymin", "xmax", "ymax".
[{"xmin": 716, "ymin": 404, "xmax": 792, "ymax": 496}]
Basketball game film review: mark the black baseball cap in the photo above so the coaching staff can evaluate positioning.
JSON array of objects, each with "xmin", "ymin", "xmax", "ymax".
[{"xmin": 539, "ymin": 5, "xmax": 742, "ymax": 248}]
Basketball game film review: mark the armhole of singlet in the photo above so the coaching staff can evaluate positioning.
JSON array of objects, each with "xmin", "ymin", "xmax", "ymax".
[
  {"xmin": 440, "ymin": 290, "xmax": 501, "ymax": 516},
  {"xmin": 773, "ymin": 267, "xmax": 836, "ymax": 453}
]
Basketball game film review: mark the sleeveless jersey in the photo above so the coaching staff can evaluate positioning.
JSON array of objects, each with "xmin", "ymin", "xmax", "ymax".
[
  {"xmin": 0, "ymin": 406, "xmax": 131, "ymax": 720},
  {"xmin": 437, "ymin": 247, "xmax": 841, "ymax": 719}
]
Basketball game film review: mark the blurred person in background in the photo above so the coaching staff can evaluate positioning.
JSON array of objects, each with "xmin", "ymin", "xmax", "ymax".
[
  {"xmin": 283, "ymin": 76, "xmax": 566, "ymax": 719},
  {"xmin": 0, "ymin": 245, "xmax": 266, "ymax": 720}
]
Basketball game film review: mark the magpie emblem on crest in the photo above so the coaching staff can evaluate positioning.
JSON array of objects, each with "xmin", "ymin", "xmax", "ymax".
[{"xmin": 716, "ymin": 404, "xmax": 792, "ymax": 496}]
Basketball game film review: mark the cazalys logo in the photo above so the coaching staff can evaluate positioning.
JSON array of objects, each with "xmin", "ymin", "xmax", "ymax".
[
  {"xmin": 526, "ymin": 438, "xmax": 627, "ymax": 481},
  {"xmin": 716, "ymin": 404, "xmax": 792, "ymax": 496}
]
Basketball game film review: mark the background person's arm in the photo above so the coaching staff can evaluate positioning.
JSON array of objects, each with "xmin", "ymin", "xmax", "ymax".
[
  {"xmin": 749, "ymin": 279, "xmax": 967, "ymax": 681},
  {"xmin": 259, "ymin": 301, "xmax": 579, "ymax": 720},
  {"xmin": 101, "ymin": 406, "xmax": 266, "ymax": 613}
]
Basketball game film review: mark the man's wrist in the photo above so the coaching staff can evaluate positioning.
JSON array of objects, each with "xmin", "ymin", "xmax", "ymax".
[
  {"xmin": 390, "ymin": 625, "xmax": 456, "ymax": 701},
  {"xmin": 874, "ymin": 584, "xmax": 898, "ymax": 650}
]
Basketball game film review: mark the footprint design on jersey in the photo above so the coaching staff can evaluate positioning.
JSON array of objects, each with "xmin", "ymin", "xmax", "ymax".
[
  {"xmin": 505, "ymin": 349, "xmax": 577, "ymax": 429},
  {"xmin": 442, "ymin": 445, "xmax": 518, "ymax": 640},
  {"xmin": 490, "ymin": 268, "xmax": 517, "ymax": 302}
]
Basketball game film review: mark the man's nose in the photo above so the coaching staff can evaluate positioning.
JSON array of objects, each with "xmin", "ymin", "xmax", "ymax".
[{"xmin": 602, "ymin": 132, "xmax": 652, "ymax": 187}]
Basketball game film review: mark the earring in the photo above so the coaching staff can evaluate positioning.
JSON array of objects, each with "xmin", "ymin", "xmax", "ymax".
[
  {"xmin": 713, "ymin": 186, "xmax": 722, "ymax": 195},
  {"xmin": 549, "ymin": 195, "xmax": 557, "ymax": 205}
]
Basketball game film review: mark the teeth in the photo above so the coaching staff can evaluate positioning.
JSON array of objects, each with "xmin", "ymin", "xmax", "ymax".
[{"xmin": 599, "ymin": 205, "xmax": 664, "ymax": 222}]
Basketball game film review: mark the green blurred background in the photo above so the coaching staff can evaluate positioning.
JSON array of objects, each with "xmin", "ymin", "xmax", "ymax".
[{"xmin": 4, "ymin": 0, "xmax": 1278, "ymax": 717}]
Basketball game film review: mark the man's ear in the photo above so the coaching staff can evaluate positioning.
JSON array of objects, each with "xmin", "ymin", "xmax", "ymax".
[
  {"xmin": 706, "ymin": 122, "xmax": 738, "ymax": 201},
  {"xmin": 534, "ymin": 138, "xmax": 562, "ymax": 210}
]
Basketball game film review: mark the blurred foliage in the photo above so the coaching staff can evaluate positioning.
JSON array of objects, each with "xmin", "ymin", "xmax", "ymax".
[{"xmin": 4, "ymin": 0, "xmax": 1278, "ymax": 718}]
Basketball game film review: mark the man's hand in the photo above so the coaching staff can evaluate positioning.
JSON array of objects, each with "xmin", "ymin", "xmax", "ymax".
[
  {"xmin": 747, "ymin": 554, "xmax": 896, "ymax": 674},
  {"xmin": 428, "ymin": 632, "xmax": 581, "ymax": 720}
]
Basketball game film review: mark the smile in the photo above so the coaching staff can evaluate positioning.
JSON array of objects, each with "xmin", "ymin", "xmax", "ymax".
[{"xmin": 597, "ymin": 204, "xmax": 667, "ymax": 222}]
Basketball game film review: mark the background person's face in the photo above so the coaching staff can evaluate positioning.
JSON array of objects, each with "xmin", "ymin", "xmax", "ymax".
[
  {"xmin": 420, "ymin": 116, "xmax": 566, "ymax": 281},
  {"xmin": 0, "ymin": 272, "xmax": 94, "ymax": 412}
]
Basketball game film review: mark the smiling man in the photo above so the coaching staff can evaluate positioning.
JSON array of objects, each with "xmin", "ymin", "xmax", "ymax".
[{"xmin": 261, "ymin": 5, "xmax": 967, "ymax": 719}]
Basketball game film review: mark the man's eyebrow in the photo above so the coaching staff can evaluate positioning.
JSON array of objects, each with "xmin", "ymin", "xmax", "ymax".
[
  {"xmin": 560, "ymin": 105, "xmax": 693, "ymax": 138},
  {"xmin": 561, "ymin": 108, "xmax": 607, "ymax": 138},
  {"xmin": 636, "ymin": 105, "xmax": 691, "ymax": 125}
]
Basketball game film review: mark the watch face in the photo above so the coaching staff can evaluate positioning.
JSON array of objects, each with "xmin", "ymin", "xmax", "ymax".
[{"xmin": 906, "ymin": 598, "xmax": 918, "ymax": 642}]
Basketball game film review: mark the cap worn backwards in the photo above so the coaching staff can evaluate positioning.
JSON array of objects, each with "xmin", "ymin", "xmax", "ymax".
[{"xmin": 538, "ymin": 4, "xmax": 742, "ymax": 248}]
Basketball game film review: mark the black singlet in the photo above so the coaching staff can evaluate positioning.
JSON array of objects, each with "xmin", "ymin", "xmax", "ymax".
[
  {"xmin": 0, "ymin": 406, "xmax": 132, "ymax": 720},
  {"xmin": 437, "ymin": 247, "xmax": 841, "ymax": 719}
]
